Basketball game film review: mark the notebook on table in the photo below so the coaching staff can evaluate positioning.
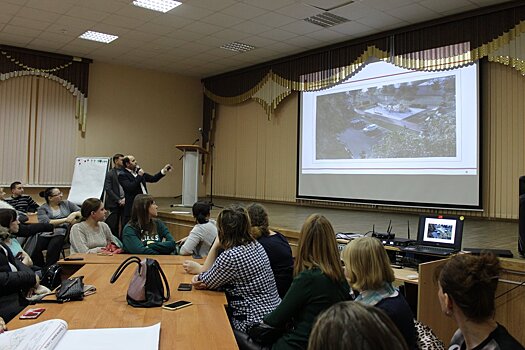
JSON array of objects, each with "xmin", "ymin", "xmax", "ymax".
[{"xmin": 402, "ymin": 215, "xmax": 464, "ymax": 256}]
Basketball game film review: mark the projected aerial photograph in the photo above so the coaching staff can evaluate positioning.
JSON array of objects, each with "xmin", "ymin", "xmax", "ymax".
[
  {"xmin": 315, "ymin": 75, "xmax": 457, "ymax": 159},
  {"xmin": 427, "ymin": 223, "xmax": 453, "ymax": 240}
]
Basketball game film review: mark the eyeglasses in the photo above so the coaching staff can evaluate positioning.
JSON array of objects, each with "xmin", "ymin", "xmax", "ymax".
[{"xmin": 50, "ymin": 192, "xmax": 62, "ymax": 197}]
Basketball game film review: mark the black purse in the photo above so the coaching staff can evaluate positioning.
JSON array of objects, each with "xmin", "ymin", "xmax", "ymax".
[
  {"xmin": 247, "ymin": 323, "xmax": 285, "ymax": 346},
  {"xmin": 32, "ymin": 276, "xmax": 85, "ymax": 304},
  {"xmin": 110, "ymin": 256, "xmax": 170, "ymax": 308},
  {"xmin": 56, "ymin": 276, "xmax": 85, "ymax": 302}
]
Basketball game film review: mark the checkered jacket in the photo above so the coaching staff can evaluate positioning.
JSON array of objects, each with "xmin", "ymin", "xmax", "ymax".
[{"xmin": 199, "ymin": 241, "xmax": 281, "ymax": 332}]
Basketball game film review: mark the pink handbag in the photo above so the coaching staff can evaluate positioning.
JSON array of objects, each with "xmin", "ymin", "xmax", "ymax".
[{"xmin": 109, "ymin": 256, "xmax": 170, "ymax": 307}]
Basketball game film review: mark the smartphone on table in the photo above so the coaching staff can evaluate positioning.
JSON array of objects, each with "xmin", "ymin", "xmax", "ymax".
[
  {"xmin": 20, "ymin": 308, "xmax": 46, "ymax": 319},
  {"xmin": 162, "ymin": 300, "xmax": 192, "ymax": 311},
  {"xmin": 177, "ymin": 283, "xmax": 192, "ymax": 291}
]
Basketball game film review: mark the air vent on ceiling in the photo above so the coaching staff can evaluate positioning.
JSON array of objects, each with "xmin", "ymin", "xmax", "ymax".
[
  {"xmin": 220, "ymin": 42, "xmax": 256, "ymax": 53},
  {"xmin": 304, "ymin": 12, "xmax": 350, "ymax": 28}
]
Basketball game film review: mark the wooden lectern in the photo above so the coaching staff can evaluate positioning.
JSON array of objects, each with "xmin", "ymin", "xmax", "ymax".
[{"xmin": 175, "ymin": 145, "xmax": 208, "ymax": 207}]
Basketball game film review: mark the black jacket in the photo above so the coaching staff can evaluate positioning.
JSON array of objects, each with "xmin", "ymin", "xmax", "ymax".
[
  {"xmin": 104, "ymin": 167, "xmax": 124, "ymax": 209},
  {"xmin": 118, "ymin": 169, "xmax": 165, "ymax": 220},
  {"xmin": 0, "ymin": 242, "xmax": 36, "ymax": 322}
]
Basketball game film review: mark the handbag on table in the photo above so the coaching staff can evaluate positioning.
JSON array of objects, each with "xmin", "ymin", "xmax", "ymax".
[
  {"xmin": 109, "ymin": 256, "xmax": 170, "ymax": 308},
  {"xmin": 31, "ymin": 276, "xmax": 85, "ymax": 304}
]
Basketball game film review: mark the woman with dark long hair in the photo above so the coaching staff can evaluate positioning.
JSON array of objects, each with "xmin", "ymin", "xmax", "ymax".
[
  {"xmin": 178, "ymin": 201, "xmax": 217, "ymax": 256},
  {"xmin": 247, "ymin": 203, "xmax": 293, "ymax": 298},
  {"xmin": 122, "ymin": 194, "xmax": 176, "ymax": 254},
  {"xmin": 36, "ymin": 187, "xmax": 80, "ymax": 267},
  {"xmin": 0, "ymin": 209, "xmax": 39, "ymax": 322}
]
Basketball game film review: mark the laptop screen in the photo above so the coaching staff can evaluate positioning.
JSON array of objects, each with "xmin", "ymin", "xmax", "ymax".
[{"xmin": 417, "ymin": 215, "xmax": 464, "ymax": 249}]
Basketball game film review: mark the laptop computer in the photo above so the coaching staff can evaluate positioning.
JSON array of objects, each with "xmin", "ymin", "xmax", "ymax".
[{"xmin": 402, "ymin": 215, "xmax": 464, "ymax": 256}]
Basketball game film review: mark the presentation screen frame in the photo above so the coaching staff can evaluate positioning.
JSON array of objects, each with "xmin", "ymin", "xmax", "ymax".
[{"xmin": 296, "ymin": 60, "xmax": 482, "ymax": 210}]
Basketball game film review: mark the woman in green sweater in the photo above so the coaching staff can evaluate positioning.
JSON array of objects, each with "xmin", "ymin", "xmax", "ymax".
[
  {"xmin": 122, "ymin": 194, "xmax": 176, "ymax": 254},
  {"xmin": 262, "ymin": 214, "xmax": 350, "ymax": 350}
]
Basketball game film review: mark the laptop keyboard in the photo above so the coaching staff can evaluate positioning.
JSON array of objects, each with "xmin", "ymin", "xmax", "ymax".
[{"xmin": 411, "ymin": 245, "xmax": 455, "ymax": 254}]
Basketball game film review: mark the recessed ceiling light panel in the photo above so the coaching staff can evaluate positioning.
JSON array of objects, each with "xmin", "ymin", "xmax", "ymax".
[
  {"xmin": 79, "ymin": 31, "xmax": 118, "ymax": 43},
  {"xmin": 220, "ymin": 42, "xmax": 256, "ymax": 53},
  {"xmin": 132, "ymin": 0, "xmax": 182, "ymax": 13}
]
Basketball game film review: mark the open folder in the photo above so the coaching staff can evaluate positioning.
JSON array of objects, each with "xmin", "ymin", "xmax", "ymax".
[{"xmin": 0, "ymin": 319, "xmax": 160, "ymax": 350}]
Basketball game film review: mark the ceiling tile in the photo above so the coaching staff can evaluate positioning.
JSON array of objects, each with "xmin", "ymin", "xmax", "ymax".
[
  {"xmin": 135, "ymin": 22, "xmax": 174, "ymax": 36},
  {"xmin": 149, "ymin": 14, "xmax": 194, "ymax": 29},
  {"xmin": 330, "ymin": 21, "xmax": 374, "ymax": 36},
  {"xmin": 7, "ymin": 17, "xmax": 51, "ymax": 31},
  {"xmin": 183, "ymin": 21, "xmax": 224, "ymax": 35},
  {"xmin": 364, "ymin": 0, "xmax": 419, "ymax": 11},
  {"xmin": 420, "ymin": 0, "xmax": 476, "ymax": 14},
  {"xmin": 388, "ymin": 3, "xmax": 439, "ymax": 23},
  {"xmin": 116, "ymin": 4, "xmax": 160, "ymax": 20},
  {"xmin": 251, "ymin": 11, "xmax": 296, "ymax": 27},
  {"xmin": 241, "ymin": 35, "xmax": 277, "ymax": 47},
  {"xmin": 2, "ymin": 24, "xmax": 42, "ymax": 38},
  {"xmin": 306, "ymin": 29, "xmax": 349, "ymax": 43},
  {"xmin": 211, "ymin": 28, "xmax": 251, "ymax": 41},
  {"xmin": 258, "ymin": 28, "xmax": 298, "ymax": 41},
  {"xmin": 24, "ymin": 1, "xmax": 72, "ymax": 17},
  {"xmin": 48, "ymin": 15, "xmax": 94, "ymax": 34},
  {"xmin": 167, "ymin": 3, "xmax": 214, "ymax": 20},
  {"xmin": 101, "ymin": 14, "xmax": 142, "ymax": 29},
  {"xmin": 66, "ymin": 6, "xmax": 111, "ymax": 22},
  {"xmin": 186, "ymin": 0, "xmax": 238, "ymax": 11},
  {"xmin": 355, "ymin": 10, "xmax": 407, "ymax": 29},
  {"xmin": 0, "ymin": 2, "xmax": 21, "ymax": 15},
  {"xmin": 37, "ymin": 30, "xmax": 77, "ymax": 43},
  {"xmin": 165, "ymin": 29, "xmax": 206, "ymax": 41},
  {"xmin": 16, "ymin": 7, "xmax": 61, "ymax": 22},
  {"xmin": 231, "ymin": 20, "xmax": 272, "ymax": 35},
  {"xmin": 29, "ymin": 38, "xmax": 70, "ymax": 51},
  {"xmin": 274, "ymin": 3, "xmax": 320, "ymax": 19},
  {"xmin": 278, "ymin": 20, "xmax": 320, "ymax": 35},
  {"xmin": 331, "ymin": 2, "xmax": 380, "ymax": 21},
  {"xmin": 176, "ymin": 41, "xmax": 211, "ymax": 54},
  {"xmin": 243, "ymin": 0, "xmax": 296, "ymax": 11},
  {"xmin": 200, "ymin": 11, "xmax": 246, "ymax": 28},
  {"xmin": 0, "ymin": 32, "xmax": 34, "ymax": 46},
  {"xmin": 221, "ymin": 3, "xmax": 269, "ymax": 20},
  {"xmin": 80, "ymin": 0, "xmax": 126, "ymax": 13}
]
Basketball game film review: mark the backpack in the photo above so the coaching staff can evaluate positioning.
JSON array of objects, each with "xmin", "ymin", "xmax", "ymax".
[{"xmin": 40, "ymin": 264, "xmax": 63, "ymax": 290}]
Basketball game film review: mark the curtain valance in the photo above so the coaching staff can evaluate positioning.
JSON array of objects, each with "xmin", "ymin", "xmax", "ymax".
[{"xmin": 203, "ymin": 2, "xmax": 525, "ymax": 119}]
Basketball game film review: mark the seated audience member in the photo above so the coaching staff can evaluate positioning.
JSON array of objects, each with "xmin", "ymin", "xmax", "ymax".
[
  {"xmin": 263, "ymin": 214, "xmax": 350, "ymax": 350},
  {"xmin": 308, "ymin": 301, "xmax": 409, "ymax": 350},
  {"xmin": 0, "ymin": 187, "xmax": 54, "ymax": 249},
  {"xmin": 5, "ymin": 182, "xmax": 39, "ymax": 213},
  {"xmin": 342, "ymin": 237, "xmax": 416, "ymax": 349},
  {"xmin": 247, "ymin": 203, "xmax": 294, "ymax": 298},
  {"xmin": 36, "ymin": 188, "xmax": 80, "ymax": 268},
  {"xmin": 70, "ymin": 198, "xmax": 122, "ymax": 254},
  {"xmin": 0, "ymin": 210, "xmax": 32, "ymax": 267},
  {"xmin": 122, "ymin": 194, "xmax": 177, "ymax": 254},
  {"xmin": 192, "ymin": 205, "xmax": 281, "ymax": 333},
  {"xmin": 437, "ymin": 253, "xmax": 524, "ymax": 350},
  {"xmin": 0, "ymin": 223, "xmax": 39, "ymax": 322},
  {"xmin": 178, "ymin": 201, "xmax": 218, "ymax": 256}
]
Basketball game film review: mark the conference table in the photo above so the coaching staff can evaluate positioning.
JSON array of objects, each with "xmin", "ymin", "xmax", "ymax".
[
  {"xmin": 57, "ymin": 253, "xmax": 203, "ymax": 278},
  {"xmin": 8, "ymin": 263, "xmax": 238, "ymax": 349}
]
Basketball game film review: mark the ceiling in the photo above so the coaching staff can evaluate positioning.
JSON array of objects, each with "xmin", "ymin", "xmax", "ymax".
[{"xmin": 0, "ymin": 0, "xmax": 509, "ymax": 78}]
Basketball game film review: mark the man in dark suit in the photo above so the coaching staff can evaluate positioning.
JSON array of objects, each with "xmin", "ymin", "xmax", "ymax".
[
  {"xmin": 118, "ymin": 155, "xmax": 171, "ymax": 226},
  {"xmin": 104, "ymin": 153, "xmax": 125, "ymax": 237}
]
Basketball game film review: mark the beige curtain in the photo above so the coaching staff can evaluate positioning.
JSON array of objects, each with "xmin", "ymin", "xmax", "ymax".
[{"xmin": 0, "ymin": 76, "xmax": 77, "ymax": 186}]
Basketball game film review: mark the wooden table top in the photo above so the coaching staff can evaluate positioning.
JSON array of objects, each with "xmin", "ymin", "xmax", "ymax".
[
  {"xmin": 59, "ymin": 253, "xmax": 203, "ymax": 266},
  {"xmin": 8, "ymin": 264, "xmax": 237, "ymax": 349}
]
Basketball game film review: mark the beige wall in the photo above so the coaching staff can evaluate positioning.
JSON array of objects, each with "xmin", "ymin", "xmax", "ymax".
[
  {"xmin": 75, "ymin": 62, "xmax": 203, "ymax": 198},
  {"xmin": 211, "ymin": 62, "xmax": 525, "ymax": 220}
]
